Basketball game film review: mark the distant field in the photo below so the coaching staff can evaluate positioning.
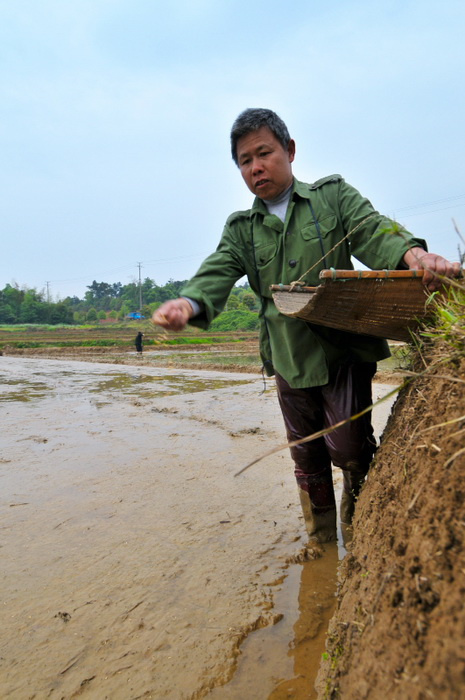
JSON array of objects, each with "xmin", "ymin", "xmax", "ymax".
[
  {"xmin": 0, "ymin": 323, "xmax": 406, "ymax": 379},
  {"xmin": 0, "ymin": 323, "xmax": 257, "ymax": 349},
  {"xmin": 0, "ymin": 323, "xmax": 262, "ymax": 372}
]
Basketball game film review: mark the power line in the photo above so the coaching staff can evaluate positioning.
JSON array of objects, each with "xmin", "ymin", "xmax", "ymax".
[
  {"xmin": 50, "ymin": 263, "xmax": 138, "ymax": 284},
  {"xmin": 393, "ymin": 193, "xmax": 465, "ymax": 213},
  {"xmin": 40, "ymin": 194, "xmax": 465, "ymax": 290},
  {"xmin": 395, "ymin": 201, "xmax": 465, "ymax": 219},
  {"xmin": 48, "ymin": 252, "xmax": 211, "ymax": 286},
  {"xmin": 139, "ymin": 252, "xmax": 213, "ymax": 265}
]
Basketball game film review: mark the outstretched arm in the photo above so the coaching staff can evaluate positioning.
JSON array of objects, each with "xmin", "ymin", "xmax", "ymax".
[{"xmin": 403, "ymin": 247, "xmax": 462, "ymax": 291}]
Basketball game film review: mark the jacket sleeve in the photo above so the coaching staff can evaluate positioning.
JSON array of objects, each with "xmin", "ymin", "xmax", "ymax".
[
  {"xmin": 337, "ymin": 180, "xmax": 428, "ymax": 269},
  {"xmin": 180, "ymin": 223, "xmax": 247, "ymax": 329}
]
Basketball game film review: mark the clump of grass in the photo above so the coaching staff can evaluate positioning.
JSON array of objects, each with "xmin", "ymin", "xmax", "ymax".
[
  {"xmin": 411, "ymin": 267, "xmax": 465, "ymax": 381},
  {"xmin": 421, "ymin": 284, "xmax": 465, "ymax": 347}
]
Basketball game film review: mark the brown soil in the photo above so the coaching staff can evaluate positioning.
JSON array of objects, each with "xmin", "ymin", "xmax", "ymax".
[{"xmin": 318, "ymin": 348, "xmax": 465, "ymax": 699}]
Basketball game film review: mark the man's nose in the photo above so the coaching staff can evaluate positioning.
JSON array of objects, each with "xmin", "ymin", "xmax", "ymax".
[{"xmin": 251, "ymin": 157, "xmax": 264, "ymax": 174}]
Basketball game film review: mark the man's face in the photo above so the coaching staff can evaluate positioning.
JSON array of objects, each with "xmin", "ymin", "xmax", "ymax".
[{"xmin": 236, "ymin": 126, "xmax": 295, "ymax": 200}]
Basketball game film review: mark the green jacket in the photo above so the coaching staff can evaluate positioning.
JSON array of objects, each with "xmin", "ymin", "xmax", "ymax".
[{"xmin": 181, "ymin": 176, "xmax": 427, "ymax": 388}]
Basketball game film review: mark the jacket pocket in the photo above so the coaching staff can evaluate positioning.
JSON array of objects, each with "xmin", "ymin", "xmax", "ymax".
[
  {"xmin": 301, "ymin": 214, "xmax": 338, "ymax": 240},
  {"xmin": 254, "ymin": 241, "xmax": 277, "ymax": 267}
]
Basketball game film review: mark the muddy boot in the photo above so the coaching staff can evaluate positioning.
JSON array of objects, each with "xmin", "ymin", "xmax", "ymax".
[
  {"xmin": 298, "ymin": 486, "xmax": 337, "ymax": 544},
  {"xmin": 340, "ymin": 470, "xmax": 366, "ymax": 525}
]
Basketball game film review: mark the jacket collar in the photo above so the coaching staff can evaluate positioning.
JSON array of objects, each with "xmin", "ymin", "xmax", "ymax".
[
  {"xmin": 292, "ymin": 177, "xmax": 313, "ymax": 200},
  {"xmin": 251, "ymin": 177, "xmax": 310, "ymax": 215}
]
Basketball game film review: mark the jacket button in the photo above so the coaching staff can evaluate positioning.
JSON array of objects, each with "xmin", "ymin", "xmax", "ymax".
[{"xmin": 289, "ymin": 259, "xmax": 297, "ymax": 268}]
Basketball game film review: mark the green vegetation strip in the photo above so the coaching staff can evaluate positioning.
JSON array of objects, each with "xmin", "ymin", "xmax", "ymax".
[{"xmin": 3, "ymin": 336, "xmax": 244, "ymax": 349}]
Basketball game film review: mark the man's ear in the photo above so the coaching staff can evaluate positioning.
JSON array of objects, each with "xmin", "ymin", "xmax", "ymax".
[{"xmin": 287, "ymin": 139, "xmax": 296, "ymax": 163}]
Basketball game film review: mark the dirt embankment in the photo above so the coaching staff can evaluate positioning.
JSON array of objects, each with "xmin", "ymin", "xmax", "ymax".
[{"xmin": 318, "ymin": 350, "xmax": 465, "ymax": 699}]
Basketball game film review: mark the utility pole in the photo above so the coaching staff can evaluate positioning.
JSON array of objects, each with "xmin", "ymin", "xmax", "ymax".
[
  {"xmin": 137, "ymin": 262, "xmax": 142, "ymax": 312},
  {"xmin": 46, "ymin": 281, "xmax": 50, "ymax": 303}
]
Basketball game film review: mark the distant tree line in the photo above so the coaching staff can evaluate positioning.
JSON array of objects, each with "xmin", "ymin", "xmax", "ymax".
[
  {"xmin": 0, "ymin": 278, "xmax": 259, "ymax": 326},
  {"xmin": 0, "ymin": 285, "xmax": 74, "ymax": 324}
]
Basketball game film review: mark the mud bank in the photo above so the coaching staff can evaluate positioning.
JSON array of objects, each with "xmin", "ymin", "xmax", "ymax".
[
  {"xmin": 1, "ymin": 357, "xmax": 395, "ymax": 699},
  {"xmin": 318, "ymin": 355, "xmax": 465, "ymax": 699}
]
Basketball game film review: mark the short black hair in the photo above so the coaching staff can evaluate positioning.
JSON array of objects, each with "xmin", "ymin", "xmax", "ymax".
[{"xmin": 230, "ymin": 108, "xmax": 291, "ymax": 165}]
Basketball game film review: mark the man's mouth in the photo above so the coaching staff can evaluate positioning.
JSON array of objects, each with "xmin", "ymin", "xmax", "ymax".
[{"xmin": 255, "ymin": 179, "xmax": 269, "ymax": 188}]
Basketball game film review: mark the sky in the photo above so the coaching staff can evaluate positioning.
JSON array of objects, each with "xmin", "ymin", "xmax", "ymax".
[{"xmin": 1, "ymin": 0, "xmax": 464, "ymax": 301}]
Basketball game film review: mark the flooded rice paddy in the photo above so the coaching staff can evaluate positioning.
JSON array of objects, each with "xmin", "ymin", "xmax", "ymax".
[{"xmin": 0, "ymin": 356, "xmax": 396, "ymax": 698}]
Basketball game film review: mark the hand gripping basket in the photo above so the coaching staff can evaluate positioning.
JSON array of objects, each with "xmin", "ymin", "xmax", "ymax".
[{"xmin": 271, "ymin": 269, "xmax": 436, "ymax": 342}]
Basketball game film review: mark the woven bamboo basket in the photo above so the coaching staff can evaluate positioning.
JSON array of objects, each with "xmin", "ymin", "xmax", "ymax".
[{"xmin": 271, "ymin": 269, "xmax": 434, "ymax": 342}]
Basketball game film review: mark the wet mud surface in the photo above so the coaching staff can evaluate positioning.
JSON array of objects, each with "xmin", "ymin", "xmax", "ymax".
[{"xmin": 0, "ymin": 357, "xmax": 396, "ymax": 699}]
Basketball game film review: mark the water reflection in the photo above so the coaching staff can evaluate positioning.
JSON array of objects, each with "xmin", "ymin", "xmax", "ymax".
[
  {"xmin": 208, "ymin": 543, "xmax": 340, "ymax": 699},
  {"xmin": 89, "ymin": 372, "xmax": 250, "ymax": 398},
  {"xmin": 268, "ymin": 544, "xmax": 339, "ymax": 699}
]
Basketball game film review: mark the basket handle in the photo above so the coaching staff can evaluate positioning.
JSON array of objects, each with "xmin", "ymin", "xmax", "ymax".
[{"xmin": 319, "ymin": 269, "xmax": 425, "ymax": 280}]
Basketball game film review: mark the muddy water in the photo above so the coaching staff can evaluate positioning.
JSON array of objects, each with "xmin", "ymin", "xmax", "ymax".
[
  {"xmin": 208, "ymin": 544, "xmax": 340, "ymax": 699},
  {"xmin": 0, "ymin": 357, "xmax": 396, "ymax": 699}
]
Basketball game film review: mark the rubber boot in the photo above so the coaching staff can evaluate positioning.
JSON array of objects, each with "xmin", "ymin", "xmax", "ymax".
[
  {"xmin": 298, "ymin": 486, "xmax": 337, "ymax": 544},
  {"xmin": 340, "ymin": 470, "xmax": 366, "ymax": 526}
]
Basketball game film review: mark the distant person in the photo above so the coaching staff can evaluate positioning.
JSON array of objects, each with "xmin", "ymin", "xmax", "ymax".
[
  {"xmin": 152, "ymin": 108, "xmax": 461, "ymax": 548},
  {"xmin": 135, "ymin": 331, "xmax": 144, "ymax": 354}
]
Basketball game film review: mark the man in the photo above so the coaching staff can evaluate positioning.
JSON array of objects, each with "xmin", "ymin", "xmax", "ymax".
[
  {"xmin": 135, "ymin": 331, "xmax": 144, "ymax": 354},
  {"xmin": 153, "ymin": 108, "xmax": 460, "ymax": 545}
]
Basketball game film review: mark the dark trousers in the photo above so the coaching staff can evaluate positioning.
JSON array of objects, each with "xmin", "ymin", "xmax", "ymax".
[{"xmin": 275, "ymin": 362, "xmax": 377, "ymax": 510}]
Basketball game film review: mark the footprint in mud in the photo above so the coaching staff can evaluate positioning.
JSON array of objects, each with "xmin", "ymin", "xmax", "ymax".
[
  {"xmin": 228, "ymin": 427, "xmax": 263, "ymax": 437},
  {"xmin": 54, "ymin": 611, "xmax": 71, "ymax": 622},
  {"xmin": 20, "ymin": 435, "xmax": 48, "ymax": 443}
]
